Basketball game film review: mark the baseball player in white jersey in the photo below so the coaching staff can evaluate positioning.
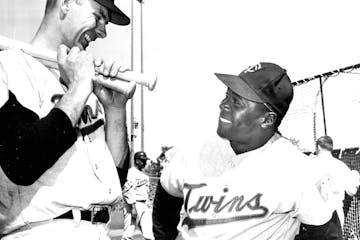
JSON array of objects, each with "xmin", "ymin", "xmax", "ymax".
[
  {"xmin": 152, "ymin": 62, "xmax": 338, "ymax": 240},
  {"xmin": 122, "ymin": 151, "xmax": 154, "ymax": 240},
  {"xmin": 313, "ymin": 136, "xmax": 360, "ymax": 234},
  {"xmin": 0, "ymin": 0, "xmax": 133, "ymax": 239}
]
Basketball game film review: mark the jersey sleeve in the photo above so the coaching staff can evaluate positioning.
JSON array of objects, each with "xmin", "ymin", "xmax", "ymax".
[
  {"xmin": 289, "ymin": 158, "xmax": 337, "ymax": 225},
  {"xmin": 123, "ymin": 168, "xmax": 136, "ymax": 192},
  {"xmin": 0, "ymin": 58, "xmax": 9, "ymax": 108},
  {"xmin": 291, "ymin": 179, "xmax": 335, "ymax": 225},
  {"xmin": 0, "ymin": 51, "xmax": 77, "ymax": 186},
  {"xmin": 347, "ymin": 170, "xmax": 360, "ymax": 195},
  {"xmin": 337, "ymin": 161, "xmax": 360, "ymax": 196},
  {"xmin": 0, "ymin": 91, "xmax": 77, "ymax": 185},
  {"xmin": 160, "ymin": 146, "xmax": 187, "ymax": 198}
]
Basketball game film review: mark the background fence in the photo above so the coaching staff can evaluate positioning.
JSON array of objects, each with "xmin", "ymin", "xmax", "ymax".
[{"xmin": 333, "ymin": 147, "xmax": 360, "ymax": 239}]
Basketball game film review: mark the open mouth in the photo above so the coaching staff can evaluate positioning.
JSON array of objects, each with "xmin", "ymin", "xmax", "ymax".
[
  {"xmin": 84, "ymin": 33, "xmax": 92, "ymax": 43},
  {"xmin": 79, "ymin": 32, "xmax": 94, "ymax": 50},
  {"xmin": 219, "ymin": 117, "xmax": 232, "ymax": 123}
]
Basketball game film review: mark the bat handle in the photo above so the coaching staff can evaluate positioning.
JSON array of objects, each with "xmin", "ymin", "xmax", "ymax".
[
  {"xmin": 92, "ymin": 74, "xmax": 137, "ymax": 99},
  {"xmin": 114, "ymin": 71, "xmax": 157, "ymax": 91}
]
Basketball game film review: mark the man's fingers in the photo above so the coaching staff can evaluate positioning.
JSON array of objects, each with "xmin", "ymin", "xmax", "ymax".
[
  {"xmin": 119, "ymin": 64, "xmax": 130, "ymax": 73},
  {"xmin": 102, "ymin": 58, "xmax": 115, "ymax": 76},
  {"xmin": 67, "ymin": 46, "xmax": 81, "ymax": 61},
  {"xmin": 94, "ymin": 58, "xmax": 103, "ymax": 67},
  {"xmin": 57, "ymin": 44, "xmax": 70, "ymax": 64},
  {"xmin": 110, "ymin": 61, "xmax": 122, "ymax": 78}
]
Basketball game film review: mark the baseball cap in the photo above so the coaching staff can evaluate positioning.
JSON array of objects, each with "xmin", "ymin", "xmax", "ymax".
[
  {"xmin": 215, "ymin": 62, "xmax": 294, "ymax": 119},
  {"xmin": 134, "ymin": 151, "xmax": 148, "ymax": 163},
  {"xmin": 94, "ymin": 0, "xmax": 130, "ymax": 25}
]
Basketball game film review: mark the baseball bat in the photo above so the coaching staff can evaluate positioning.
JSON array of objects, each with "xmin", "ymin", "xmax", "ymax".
[{"xmin": 0, "ymin": 35, "xmax": 157, "ymax": 95}]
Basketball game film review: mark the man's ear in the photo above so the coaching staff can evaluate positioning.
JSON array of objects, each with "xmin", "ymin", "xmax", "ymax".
[
  {"xmin": 60, "ymin": 0, "xmax": 71, "ymax": 15},
  {"xmin": 261, "ymin": 112, "xmax": 277, "ymax": 129}
]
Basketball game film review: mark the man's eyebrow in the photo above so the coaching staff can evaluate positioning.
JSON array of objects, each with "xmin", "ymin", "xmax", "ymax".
[{"xmin": 101, "ymin": 8, "xmax": 109, "ymax": 21}]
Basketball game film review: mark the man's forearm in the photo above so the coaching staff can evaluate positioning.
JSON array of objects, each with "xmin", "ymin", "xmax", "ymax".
[
  {"xmin": 105, "ymin": 107, "xmax": 129, "ymax": 168},
  {"xmin": 55, "ymin": 85, "xmax": 91, "ymax": 127}
]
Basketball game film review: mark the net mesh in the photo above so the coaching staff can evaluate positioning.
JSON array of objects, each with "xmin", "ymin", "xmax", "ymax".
[
  {"xmin": 333, "ymin": 148, "xmax": 360, "ymax": 239},
  {"xmin": 280, "ymin": 65, "xmax": 360, "ymax": 239}
]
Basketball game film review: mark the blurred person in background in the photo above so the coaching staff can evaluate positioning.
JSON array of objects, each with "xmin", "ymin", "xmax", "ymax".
[
  {"xmin": 122, "ymin": 151, "xmax": 154, "ymax": 240},
  {"xmin": 297, "ymin": 136, "xmax": 360, "ymax": 240}
]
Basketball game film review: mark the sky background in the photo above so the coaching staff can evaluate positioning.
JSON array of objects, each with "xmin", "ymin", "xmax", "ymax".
[{"xmin": 1, "ymin": 0, "xmax": 360, "ymax": 159}]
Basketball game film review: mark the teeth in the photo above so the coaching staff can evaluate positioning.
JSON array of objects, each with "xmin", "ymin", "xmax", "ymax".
[
  {"xmin": 84, "ymin": 33, "xmax": 91, "ymax": 43},
  {"xmin": 220, "ymin": 117, "xmax": 231, "ymax": 123}
]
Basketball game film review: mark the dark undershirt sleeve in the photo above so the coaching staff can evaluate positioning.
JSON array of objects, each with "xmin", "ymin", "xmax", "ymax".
[
  {"xmin": 117, "ymin": 148, "xmax": 130, "ymax": 188},
  {"xmin": 0, "ymin": 91, "xmax": 77, "ymax": 186},
  {"xmin": 152, "ymin": 182, "xmax": 183, "ymax": 240}
]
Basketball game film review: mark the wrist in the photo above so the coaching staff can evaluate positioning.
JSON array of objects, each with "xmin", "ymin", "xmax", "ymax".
[
  {"xmin": 104, "ymin": 105, "xmax": 126, "ymax": 116},
  {"xmin": 68, "ymin": 80, "xmax": 93, "ymax": 96}
]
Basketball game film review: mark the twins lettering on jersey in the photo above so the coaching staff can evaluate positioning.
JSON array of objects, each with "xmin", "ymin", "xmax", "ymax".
[
  {"xmin": 123, "ymin": 178, "xmax": 148, "ymax": 192},
  {"xmin": 182, "ymin": 183, "xmax": 269, "ymax": 229},
  {"xmin": 135, "ymin": 179, "xmax": 148, "ymax": 188}
]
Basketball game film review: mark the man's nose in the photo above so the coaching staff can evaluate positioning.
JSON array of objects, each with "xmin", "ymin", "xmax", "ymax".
[
  {"xmin": 95, "ymin": 20, "xmax": 107, "ymax": 39},
  {"xmin": 219, "ymin": 98, "xmax": 230, "ymax": 111}
]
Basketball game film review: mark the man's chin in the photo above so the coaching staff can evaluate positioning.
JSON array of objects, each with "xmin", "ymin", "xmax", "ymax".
[{"xmin": 216, "ymin": 128, "xmax": 227, "ymax": 139}]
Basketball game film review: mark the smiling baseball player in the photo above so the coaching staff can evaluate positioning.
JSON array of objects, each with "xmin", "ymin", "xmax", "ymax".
[
  {"xmin": 152, "ymin": 62, "xmax": 338, "ymax": 240},
  {"xmin": 0, "ymin": 1, "xmax": 131, "ymax": 239}
]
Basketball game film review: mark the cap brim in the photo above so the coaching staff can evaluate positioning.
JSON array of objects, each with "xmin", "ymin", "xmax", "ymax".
[
  {"xmin": 137, "ymin": 157, "xmax": 148, "ymax": 162},
  {"xmin": 94, "ymin": 0, "xmax": 130, "ymax": 25},
  {"xmin": 214, "ymin": 73, "xmax": 264, "ymax": 103}
]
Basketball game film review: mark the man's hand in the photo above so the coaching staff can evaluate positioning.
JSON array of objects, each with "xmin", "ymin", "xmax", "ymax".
[
  {"xmin": 93, "ymin": 58, "xmax": 131, "ymax": 110},
  {"xmin": 54, "ymin": 45, "xmax": 95, "ymax": 126},
  {"xmin": 57, "ymin": 45, "xmax": 94, "ymax": 95}
]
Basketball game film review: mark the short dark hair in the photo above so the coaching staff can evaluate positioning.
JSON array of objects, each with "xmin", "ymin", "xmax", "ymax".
[
  {"xmin": 316, "ymin": 136, "xmax": 333, "ymax": 151},
  {"xmin": 274, "ymin": 113, "xmax": 284, "ymax": 129},
  {"xmin": 261, "ymin": 105, "xmax": 284, "ymax": 130}
]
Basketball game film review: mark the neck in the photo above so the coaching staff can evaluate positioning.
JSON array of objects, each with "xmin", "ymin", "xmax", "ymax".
[
  {"xmin": 31, "ymin": 16, "xmax": 62, "ymax": 51},
  {"xmin": 230, "ymin": 132, "xmax": 275, "ymax": 155},
  {"xmin": 317, "ymin": 150, "xmax": 332, "ymax": 156}
]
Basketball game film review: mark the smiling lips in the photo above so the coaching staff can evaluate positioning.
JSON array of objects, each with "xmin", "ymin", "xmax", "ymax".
[{"xmin": 219, "ymin": 117, "xmax": 231, "ymax": 124}]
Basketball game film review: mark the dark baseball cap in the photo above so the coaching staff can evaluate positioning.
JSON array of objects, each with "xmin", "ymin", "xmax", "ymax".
[
  {"xmin": 134, "ymin": 151, "xmax": 148, "ymax": 162},
  {"xmin": 215, "ymin": 62, "xmax": 294, "ymax": 119},
  {"xmin": 94, "ymin": 0, "xmax": 130, "ymax": 25}
]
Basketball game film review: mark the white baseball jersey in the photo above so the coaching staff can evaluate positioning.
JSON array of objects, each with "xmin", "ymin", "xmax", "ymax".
[
  {"xmin": 161, "ymin": 134, "xmax": 336, "ymax": 240},
  {"xmin": 122, "ymin": 167, "xmax": 150, "ymax": 204},
  {"xmin": 311, "ymin": 152, "xmax": 360, "ymax": 227},
  {"xmin": 0, "ymin": 50, "xmax": 122, "ymax": 239}
]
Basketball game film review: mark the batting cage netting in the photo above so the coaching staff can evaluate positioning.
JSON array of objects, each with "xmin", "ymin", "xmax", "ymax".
[
  {"xmin": 332, "ymin": 148, "xmax": 360, "ymax": 240},
  {"xmin": 280, "ymin": 63, "xmax": 360, "ymax": 239}
]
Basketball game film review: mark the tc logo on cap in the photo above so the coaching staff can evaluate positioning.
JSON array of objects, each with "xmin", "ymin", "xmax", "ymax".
[{"xmin": 243, "ymin": 63, "xmax": 262, "ymax": 73}]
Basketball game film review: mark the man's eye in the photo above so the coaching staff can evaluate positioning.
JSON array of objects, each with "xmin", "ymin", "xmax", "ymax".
[
  {"xmin": 93, "ymin": 14, "xmax": 101, "ymax": 21},
  {"xmin": 232, "ymin": 98, "xmax": 243, "ymax": 106}
]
